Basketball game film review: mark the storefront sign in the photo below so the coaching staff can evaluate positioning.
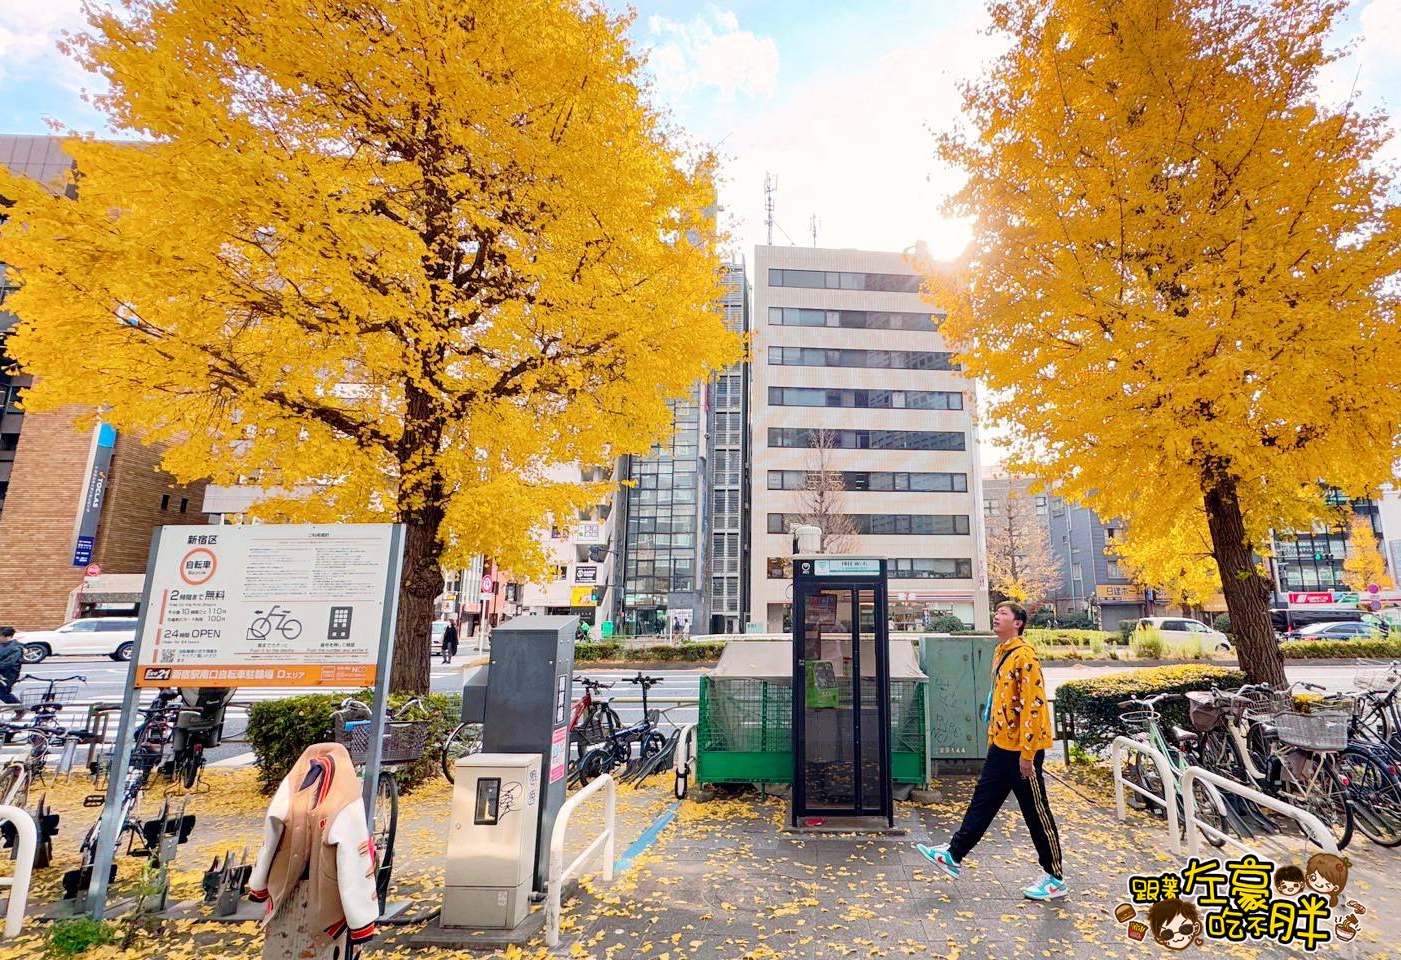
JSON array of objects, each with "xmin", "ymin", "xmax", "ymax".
[
  {"xmin": 1096, "ymin": 583, "xmax": 1144, "ymax": 603},
  {"xmin": 1289, "ymin": 592, "xmax": 1338, "ymax": 605},
  {"xmin": 812, "ymin": 558, "xmax": 881, "ymax": 576},
  {"xmin": 569, "ymin": 585, "xmax": 598, "ymax": 607},
  {"xmin": 72, "ymin": 423, "xmax": 116, "ymax": 566},
  {"xmin": 136, "ymin": 524, "xmax": 397, "ymax": 687},
  {"xmin": 574, "ymin": 565, "xmax": 598, "ymax": 584},
  {"xmin": 573, "ymin": 521, "xmax": 607, "ymax": 545}
]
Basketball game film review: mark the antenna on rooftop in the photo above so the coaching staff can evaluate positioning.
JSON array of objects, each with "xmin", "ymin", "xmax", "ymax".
[
  {"xmin": 809, "ymin": 214, "xmax": 819, "ymax": 247},
  {"xmin": 764, "ymin": 173, "xmax": 777, "ymax": 245}
]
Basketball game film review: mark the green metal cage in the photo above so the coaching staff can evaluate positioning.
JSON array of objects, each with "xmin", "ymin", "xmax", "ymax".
[{"xmin": 696, "ymin": 675, "xmax": 927, "ymax": 785}]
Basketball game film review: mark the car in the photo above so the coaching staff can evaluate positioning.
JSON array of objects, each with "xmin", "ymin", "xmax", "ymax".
[
  {"xmin": 431, "ymin": 619, "xmax": 448, "ymax": 655},
  {"xmin": 1284, "ymin": 620, "xmax": 1384, "ymax": 642},
  {"xmin": 15, "ymin": 617, "xmax": 139, "ymax": 663},
  {"xmin": 1136, "ymin": 616, "xmax": 1233, "ymax": 653},
  {"xmin": 1270, "ymin": 606, "xmax": 1368, "ymax": 636}
]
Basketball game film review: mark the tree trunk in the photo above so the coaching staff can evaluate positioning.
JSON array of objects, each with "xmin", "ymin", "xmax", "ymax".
[
  {"xmin": 1202, "ymin": 474, "xmax": 1285, "ymax": 687},
  {"xmin": 389, "ymin": 517, "xmax": 441, "ymax": 693}
]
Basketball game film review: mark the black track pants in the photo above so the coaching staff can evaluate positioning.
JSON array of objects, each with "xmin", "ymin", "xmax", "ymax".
[{"xmin": 947, "ymin": 745, "xmax": 1062, "ymax": 880}]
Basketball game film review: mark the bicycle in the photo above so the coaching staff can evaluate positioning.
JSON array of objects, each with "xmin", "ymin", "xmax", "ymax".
[
  {"xmin": 163, "ymin": 688, "xmax": 237, "ymax": 789},
  {"xmin": 247, "ymin": 605, "xmax": 303, "ymax": 641},
  {"xmin": 1118, "ymin": 693, "xmax": 1232, "ymax": 847},
  {"xmin": 331, "ymin": 697, "xmax": 430, "ymax": 913},
  {"xmin": 574, "ymin": 673, "xmax": 669, "ymax": 785}
]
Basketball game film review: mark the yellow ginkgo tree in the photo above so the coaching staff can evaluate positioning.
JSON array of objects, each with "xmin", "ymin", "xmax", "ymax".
[
  {"xmin": 0, "ymin": 0, "xmax": 741, "ymax": 692},
  {"xmin": 925, "ymin": 0, "xmax": 1401, "ymax": 684},
  {"xmin": 1342, "ymin": 512, "xmax": 1393, "ymax": 594}
]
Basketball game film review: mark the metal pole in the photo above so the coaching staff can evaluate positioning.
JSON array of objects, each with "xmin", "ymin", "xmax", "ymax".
[
  {"xmin": 361, "ymin": 524, "xmax": 405, "ymax": 817},
  {"xmin": 87, "ymin": 528, "xmax": 163, "ymax": 919}
]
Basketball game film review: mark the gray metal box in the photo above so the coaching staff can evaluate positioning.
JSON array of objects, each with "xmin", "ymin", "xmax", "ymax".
[
  {"xmin": 462, "ymin": 665, "xmax": 488, "ymax": 723},
  {"xmin": 480, "ymin": 614, "xmax": 577, "ymax": 893}
]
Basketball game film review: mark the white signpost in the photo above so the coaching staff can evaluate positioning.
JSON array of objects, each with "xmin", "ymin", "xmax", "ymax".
[{"xmin": 86, "ymin": 524, "xmax": 404, "ymax": 919}]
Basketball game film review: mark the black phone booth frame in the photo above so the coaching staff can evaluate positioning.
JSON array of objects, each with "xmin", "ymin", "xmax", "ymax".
[{"xmin": 790, "ymin": 555, "xmax": 893, "ymax": 827}]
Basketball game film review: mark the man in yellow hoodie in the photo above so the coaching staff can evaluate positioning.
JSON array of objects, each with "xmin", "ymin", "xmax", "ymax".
[{"xmin": 916, "ymin": 601, "xmax": 1065, "ymax": 900}]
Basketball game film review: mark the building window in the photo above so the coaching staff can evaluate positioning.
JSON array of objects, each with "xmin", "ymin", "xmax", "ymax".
[
  {"xmin": 767, "ymin": 557, "xmax": 793, "ymax": 579},
  {"xmin": 768, "ymin": 428, "xmax": 965, "ymax": 451},
  {"xmin": 767, "ymin": 387, "xmax": 962, "ymax": 410},
  {"xmin": 767, "ymin": 513, "xmax": 970, "ymax": 535},
  {"xmin": 554, "ymin": 565, "xmax": 568, "ymax": 581},
  {"xmin": 179, "ymin": 497, "xmax": 188, "ymax": 513},
  {"xmin": 1107, "ymin": 560, "xmax": 1124, "ymax": 579},
  {"xmin": 767, "ymin": 268, "xmax": 923, "ymax": 293},
  {"xmin": 767, "ymin": 307, "xmax": 939, "ymax": 331},
  {"xmin": 984, "ymin": 498, "xmax": 999, "ymax": 516},
  {"xmin": 1035, "ymin": 496, "xmax": 1048, "ymax": 515},
  {"xmin": 767, "ymin": 470, "xmax": 968, "ymax": 492},
  {"xmin": 768, "ymin": 346, "xmax": 956, "ymax": 371},
  {"xmin": 889, "ymin": 558, "xmax": 974, "ymax": 579},
  {"xmin": 160, "ymin": 494, "xmax": 170, "ymax": 511}
]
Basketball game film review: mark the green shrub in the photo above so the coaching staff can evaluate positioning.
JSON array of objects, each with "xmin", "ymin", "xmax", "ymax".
[
  {"xmin": 1213, "ymin": 613, "xmax": 1231, "ymax": 634},
  {"xmin": 1130, "ymin": 627, "xmax": 1164, "ymax": 659},
  {"xmin": 247, "ymin": 691, "xmax": 461, "ymax": 795},
  {"xmin": 1089, "ymin": 634, "xmax": 1107, "ymax": 658},
  {"xmin": 575, "ymin": 641, "xmax": 624, "ymax": 661},
  {"xmin": 928, "ymin": 614, "xmax": 967, "ymax": 633},
  {"xmin": 1117, "ymin": 619, "xmax": 1138, "ymax": 643},
  {"xmin": 1280, "ymin": 638, "xmax": 1401, "ymax": 660},
  {"xmin": 575, "ymin": 641, "xmax": 724, "ymax": 662},
  {"xmin": 1161, "ymin": 634, "xmax": 1207, "ymax": 660},
  {"xmin": 46, "ymin": 917, "xmax": 117, "ymax": 957},
  {"xmin": 1026, "ymin": 628, "xmax": 1117, "ymax": 646},
  {"xmin": 1056, "ymin": 609, "xmax": 1097, "ymax": 630},
  {"xmin": 1055, "ymin": 664, "xmax": 1246, "ymax": 753}
]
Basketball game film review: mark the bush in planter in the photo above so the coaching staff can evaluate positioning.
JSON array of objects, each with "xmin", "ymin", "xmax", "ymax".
[
  {"xmin": 1118, "ymin": 619, "xmax": 1138, "ymax": 643},
  {"xmin": 1026, "ymin": 628, "xmax": 1118, "ymax": 646},
  {"xmin": 1280, "ymin": 637, "xmax": 1401, "ymax": 660},
  {"xmin": 928, "ymin": 614, "xmax": 967, "ymax": 633},
  {"xmin": 574, "ymin": 641, "xmax": 624, "ymax": 661},
  {"xmin": 247, "ymin": 691, "xmax": 461, "ymax": 794},
  {"xmin": 1213, "ymin": 612, "xmax": 1231, "ymax": 635},
  {"xmin": 1054, "ymin": 664, "xmax": 1245, "ymax": 753},
  {"xmin": 1130, "ymin": 627, "xmax": 1164, "ymax": 659}
]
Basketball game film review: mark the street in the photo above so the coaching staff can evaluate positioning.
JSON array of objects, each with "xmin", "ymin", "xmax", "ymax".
[{"xmin": 6, "ymin": 655, "xmax": 1369, "ymax": 767}]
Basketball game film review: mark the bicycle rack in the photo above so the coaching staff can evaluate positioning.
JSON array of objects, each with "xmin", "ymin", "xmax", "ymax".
[
  {"xmin": 546, "ymin": 772, "xmax": 616, "ymax": 948},
  {"xmin": 0, "ymin": 805, "xmax": 35, "ymax": 939},
  {"xmin": 673, "ymin": 724, "xmax": 698, "ymax": 799},
  {"xmin": 1181, "ymin": 765, "xmax": 1339, "ymax": 857},
  {"xmin": 1110, "ymin": 736, "xmax": 1181, "ymax": 854}
]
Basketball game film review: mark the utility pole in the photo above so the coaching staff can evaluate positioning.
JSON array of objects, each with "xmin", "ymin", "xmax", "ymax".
[
  {"xmin": 764, "ymin": 173, "xmax": 777, "ymax": 245},
  {"xmin": 809, "ymin": 213, "xmax": 818, "ymax": 247}
]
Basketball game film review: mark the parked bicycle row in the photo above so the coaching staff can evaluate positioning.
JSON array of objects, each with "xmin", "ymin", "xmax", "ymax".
[{"xmin": 1120, "ymin": 659, "xmax": 1401, "ymax": 851}]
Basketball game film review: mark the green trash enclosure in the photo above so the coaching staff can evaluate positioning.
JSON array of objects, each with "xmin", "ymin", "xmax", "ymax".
[{"xmin": 696, "ymin": 639, "xmax": 927, "ymax": 786}]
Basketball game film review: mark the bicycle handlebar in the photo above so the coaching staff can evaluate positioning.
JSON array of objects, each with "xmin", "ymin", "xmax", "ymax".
[
  {"xmin": 18, "ymin": 674, "xmax": 88, "ymax": 683},
  {"xmin": 628, "ymin": 673, "xmax": 665, "ymax": 686},
  {"xmin": 1117, "ymin": 693, "xmax": 1179, "ymax": 709},
  {"xmin": 574, "ymin": 676, "xmax": 613, "ymax": 690}
]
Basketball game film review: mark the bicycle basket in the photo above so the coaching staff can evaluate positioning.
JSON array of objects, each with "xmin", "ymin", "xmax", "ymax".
[
  {"xmin": 1274, "ymin": 711, "xmax": 1349, "ymax": 752},
  {"xmin": 1119, "ymin": 709, "xmax": 1158, "ymax": 734},
  {"xmin": 1240, "ymin": 689, "xmax": 1292, "ymax": 720},
  {"xmin": 333, "ymin": 716, "xmax": 429, "ymax": 764},
  {"xmin": 1357, "ymin": 669, "xmax": 1401, "ymax": 693},
  {"xmin": 20, "ymin": 684, "xmax": 81, "ymax": 709},
  {"xmin": 576, "ymin": 706, "xmax": 615, "ymax": 746},
  {"xmin": 1185, "ymin": 692, "xmax": 1227, "ymax": 733}
]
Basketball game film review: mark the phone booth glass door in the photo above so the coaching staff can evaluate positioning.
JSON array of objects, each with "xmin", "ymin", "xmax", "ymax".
[{"xmin": 793, "ymin": 575, "xmax": 891, "ymax": 822}]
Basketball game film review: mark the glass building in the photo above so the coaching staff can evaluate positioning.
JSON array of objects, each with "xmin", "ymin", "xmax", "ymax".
[{"xmin": 705, "ymin": 263, "xmax": 748, "ymax": 633}]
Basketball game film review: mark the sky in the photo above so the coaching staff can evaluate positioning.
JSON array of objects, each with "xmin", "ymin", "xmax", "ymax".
[{"xmin": 2, "ymin": 0, "xmax": 1400, "ymax": 464}]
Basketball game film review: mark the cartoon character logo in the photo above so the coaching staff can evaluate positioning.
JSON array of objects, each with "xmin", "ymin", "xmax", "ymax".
[
  {"xmin": 1334, "ymin": 914, "xmax": 1359, "ymax": 942},
  {"xmin": 1273, "ymin": 864, "xmax": 1305, "ymax": 898},
  {"xmin": 1148, "ymin": 898, "xmax": 1201, "ymax": 951},
  {"xmin": 1304, "ymin": 853, "xmax": 1350, "ymax": 907}
]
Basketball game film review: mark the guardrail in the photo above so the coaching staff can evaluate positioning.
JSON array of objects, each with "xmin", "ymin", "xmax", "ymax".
[
  {"xmin": 1182, "ymin": 765, "xmax": 1339, "ymax": 857},
  {"xmin": 1110, "ymin": 736, "xmax": 1181, "ymax": 853},
  {"xmin": 546, "ymin": 772, "xmax": 616, "ymax": 948},
  {"xmin": 0, "ymin": 805, "xmax": 35, "ymax": 938},
  {"xmin": 673, "ymin": 723, "xmax": 697, "ymax": 799}
]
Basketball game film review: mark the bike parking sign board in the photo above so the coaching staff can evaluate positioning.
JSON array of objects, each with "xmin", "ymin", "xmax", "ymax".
[{"xmin": 135, "ymin": 524, "xmax": 397, "ymax": 687}]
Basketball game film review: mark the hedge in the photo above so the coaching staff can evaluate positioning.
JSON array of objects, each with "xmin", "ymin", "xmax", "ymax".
[
  {"xmin": 1281, "ymin": 638, "xmax": 1401, "ymax": 660},
  {"xmin": 1026, "ymin": 628, "xmax": 1119, "ymax": 647},
  {"xmin": 575, "ymin": 641, "xmax": 725, "ymax": 662},
  {"xmin": 247, "ymin": 691, "xmax": 461, "ymax": 794},
  {"xmin": 1055, "ymin": 664, "xmax": 1245, "ymax": 753}
]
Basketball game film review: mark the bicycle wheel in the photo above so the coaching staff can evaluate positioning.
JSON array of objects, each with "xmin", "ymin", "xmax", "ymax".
[
  {"xmin": 179, "ymin": 743, "xmax": 204, "ymax": 790},
  {"xmin": 1338, "ymin": 748, "xmax": 1401, "ymax": 847},
  {"xmin": 440, "ymin": 723, "xmax": 482, "ymax": 783},
  {"xmin": 577, "ymin": 746, "xmax": 610, "ymax": 785},
  {"xmin": 372, "ymin": 772, "xmax": 398, "ymax": 912},
  {"xmin": 1297, "ymin": 755, "xmax": 1354, "ymax": 851},
  {"xmin": 1180, "ymin": 778, "xmax": 1228, "ymax": 848},
  {"xmin": 1128, "ymin": 751, "xmax": 1166, "ymax": 816},
  {"xmin": 0, "ymin": 764, "xmax": 25, "ymax": 808}
]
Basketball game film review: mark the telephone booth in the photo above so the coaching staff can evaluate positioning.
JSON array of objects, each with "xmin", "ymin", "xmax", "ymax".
[{"xmin": 790, "ymin": 555, "xmax": 892, "ymax": 827}]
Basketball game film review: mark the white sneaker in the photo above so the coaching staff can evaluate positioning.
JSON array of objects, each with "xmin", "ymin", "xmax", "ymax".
[{"xmin": 1023, "ymin": 874, "xmax": 1067, "ymax": 900}]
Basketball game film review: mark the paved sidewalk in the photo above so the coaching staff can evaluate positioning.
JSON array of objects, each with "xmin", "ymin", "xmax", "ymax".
[{"xmin": 537, "ymin": 770, "xmax": 1397, "ymax": 960}]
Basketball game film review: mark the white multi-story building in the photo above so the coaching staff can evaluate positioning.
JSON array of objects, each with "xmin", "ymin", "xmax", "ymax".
[
  {"xmin": 518, "ymin": 462, "xmax": 619, "ymax": 625},
  {"xmin": 748, "ymin": 245, "xmax": 989, "ymax": 631}
]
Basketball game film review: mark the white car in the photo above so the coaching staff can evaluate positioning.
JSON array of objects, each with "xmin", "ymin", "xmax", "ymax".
[
  {"xmin": 16, "ymin": 617, "xmax": 139, "ymax": 663},
  {"xmin": 1136, "ymin": 616, "xmax": 1232, "ymax": 654}
]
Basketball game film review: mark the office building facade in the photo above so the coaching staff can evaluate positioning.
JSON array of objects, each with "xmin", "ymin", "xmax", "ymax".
[
  {"xmin": 748, "ymin": 246, "xmax": 988, "ymax": 631},
  {"xmin": 704, "ymin": 263, "xmax": 749, "ymax": 633}
]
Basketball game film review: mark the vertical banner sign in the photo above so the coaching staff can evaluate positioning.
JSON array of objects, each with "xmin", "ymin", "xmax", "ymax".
[
  {"xmin": 135, "ymin": 523, "xmax": 397, "ymax": 687},
  {"xmin": 72, "ymin": 423, "xmax": 116, "ymax": 566}
]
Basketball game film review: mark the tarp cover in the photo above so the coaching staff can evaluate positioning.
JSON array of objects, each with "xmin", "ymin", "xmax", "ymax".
[{"xmin": 710, "ymin": 639, "xmax": 927, "ymax": 681}]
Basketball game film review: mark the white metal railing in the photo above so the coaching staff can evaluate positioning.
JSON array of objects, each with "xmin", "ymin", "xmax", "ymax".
[
  {"xmin": 1182, "ymin": 765, "xmax": 1339, "ymax": 857},
  {"xmin": 0, "ymin": 805, "xmax": 35, "ymax": 939},
  {"xmin": 673, "ymin": 724, "xmax": 698, "ymax": 799},
  {"xmin": 1110, "ymin": 736, "xmax": 1181, "ymax": 853},
  {"xmin": 546, "ymin": 773, "xmax": 616, "ymax": 948}
]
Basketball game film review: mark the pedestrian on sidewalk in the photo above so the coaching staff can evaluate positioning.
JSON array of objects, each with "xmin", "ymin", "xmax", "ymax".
[
  {"xmin": 441, "ymin": 621, "xmax": 459, "ymax": 664},
  {"xmin": 916, "ymin": 600, "xmax": 1066, "ymax": 901},
  {"xmin": 0, "ymin": 627, "xmax": 23, "ymax": 706}
]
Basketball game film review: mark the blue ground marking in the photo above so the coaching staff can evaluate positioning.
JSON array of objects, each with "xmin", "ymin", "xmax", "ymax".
[{"xmin": 614, "ymin": 800, "xmax": 680, "ymax": 874}]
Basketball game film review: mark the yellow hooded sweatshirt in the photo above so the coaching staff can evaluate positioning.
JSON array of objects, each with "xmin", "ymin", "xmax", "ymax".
[{"xmin": 988, "ymin": 634, "xmax": 1054, "ymax": 760}]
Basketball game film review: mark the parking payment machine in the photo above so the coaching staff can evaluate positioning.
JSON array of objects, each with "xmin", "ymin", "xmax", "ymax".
[
  {"xmin": 790, "ymin": 555, "xmax": 893, "ymax": 827},
  {"xmin": 444, "ymin": 754, "xmax": 541, "ymax": 928}
]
